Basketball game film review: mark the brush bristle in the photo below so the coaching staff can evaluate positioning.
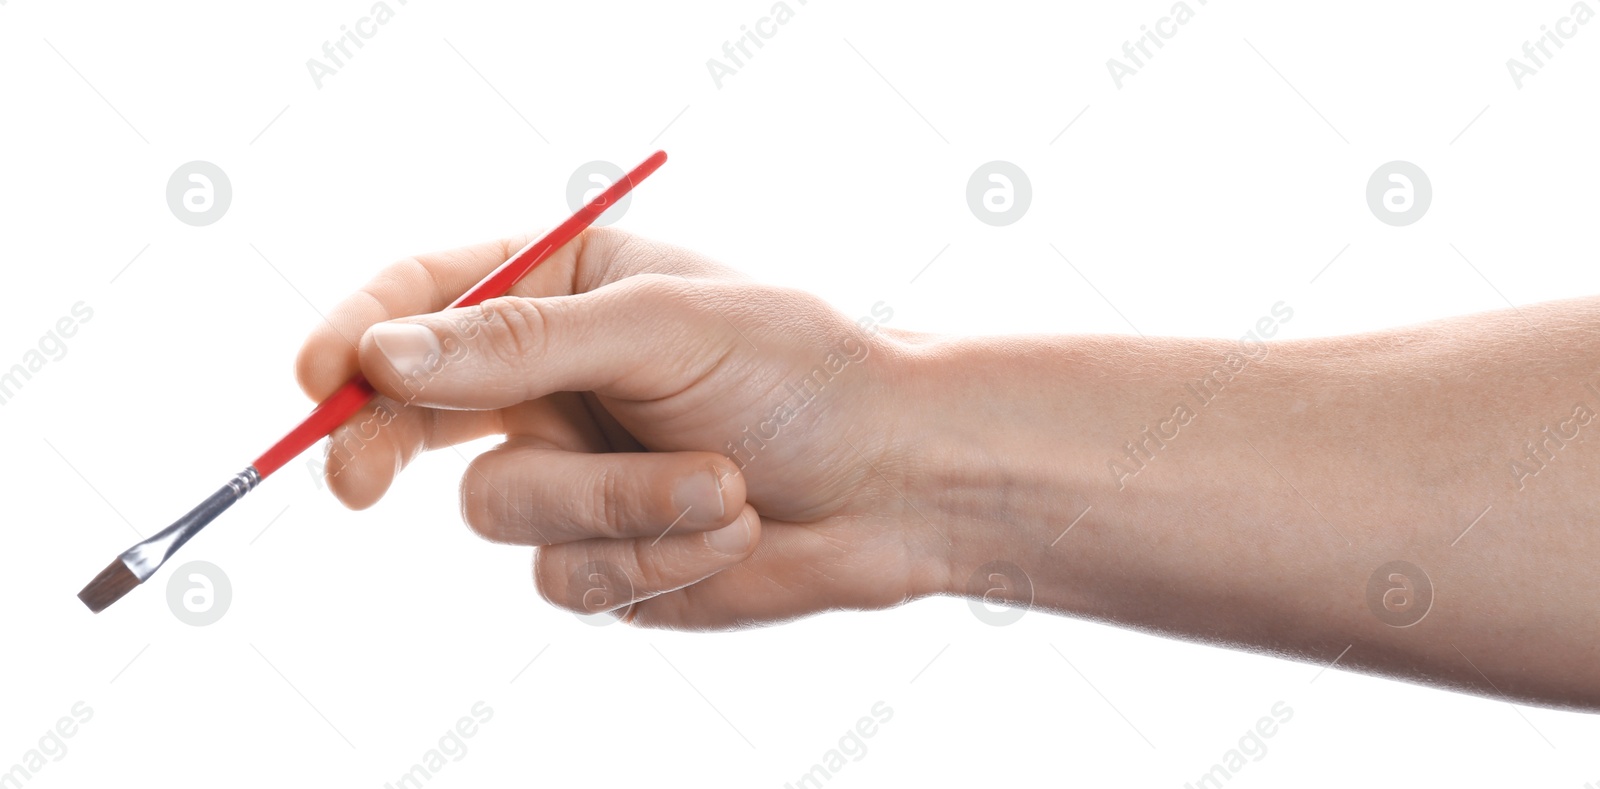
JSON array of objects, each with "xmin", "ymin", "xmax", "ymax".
[{"xmin": 78, "ymin": 559, "xmax": 140, "ymax": 613}]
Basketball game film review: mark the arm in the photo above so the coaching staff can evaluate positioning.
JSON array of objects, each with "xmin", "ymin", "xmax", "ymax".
[
  {"xmin": 298, "ymin": 230, "xmax": 1600, "ymax": 711},
  {"xmin": 901, "ymin": 297, "xmax": 1600, "ymax": 710}
]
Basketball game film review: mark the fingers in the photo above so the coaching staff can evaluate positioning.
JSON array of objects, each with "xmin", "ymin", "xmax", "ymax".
[
  {"xmin": 320, "ymin": 399, "xmax": 501, "ymax": 509},
  {"xmin": 358, "ymin": 275, "xmax": 739, "ymax": 410},
  {"xmin": 627, "ymin": 520, "xmax": 928, "ymax": 630},
  {"xmin": 460, "ymin": 443, "xmax": 746, "ymax": 546},
  {"xmin": 295, "ymin": 229, "xmax": 733, "ymax": 402},
  {"xmin": 529, "ymin": 513, "xmax": 928, "ymax": 629},
  {"xmin": 302, "ymin": 228, "xmax": 735, "ymax": 509},
  {"xmin": 534, "ymin": 505, "xmax": 762, "ymax": 618},
  {"xmin": 296, "ymin": 234, "xmax": 547, "ymax": 402},
  {"xmin": 323, "ymin": 392, "xmax": 616, "ymax": 510}
]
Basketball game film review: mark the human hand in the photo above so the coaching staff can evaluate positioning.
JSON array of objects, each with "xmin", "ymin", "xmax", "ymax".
[{"xmin": 296, "ymin": 228, "xmax": 945, "ymax": 628}]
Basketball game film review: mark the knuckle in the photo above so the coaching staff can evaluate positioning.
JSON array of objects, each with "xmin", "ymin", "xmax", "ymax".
[
  {"xmin": 626, "ymin": 540, "xmax": 669, "ymax": 594},
  {"xmin": 620, "ymin": 272, "xmax": 698, "ymax": 306},
  {"xmin": 583, "ymin": 225, "xmax": 631, "ymax": 248},
  {"xmin": 394, "ymin": 257, "xmax": 445, "ymax": 303},
  {"xmin": 473, "ymin": 297, "xmax": 549, "ymax": 369},
  {"xmin": 751, "ymin": 283, "xmax": 831, "ymax": 328},
  {"xmin": 588, "ymin": 465, "xmax": 624, "ymax": 540},
  {"xmin": 615, "ymin": 274, "xmax": 731, "ymax": 337}
]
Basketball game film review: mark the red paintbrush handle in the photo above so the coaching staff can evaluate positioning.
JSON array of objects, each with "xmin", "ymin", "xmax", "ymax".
[
  {"xmin": 446, "ymin": 150, "xmax": 667, "ymax": 311},
  {"xmin": 252, "ymin": 376, "xmax": 376, "ymax": 477},
  {"xmin": 249, "ymin": 150, "xmax": 668, "ymax": 480}
]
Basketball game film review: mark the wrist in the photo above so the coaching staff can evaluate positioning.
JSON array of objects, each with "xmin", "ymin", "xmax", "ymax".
[{"xmin": 879, "ymin": 334, "xmax": 1102, "ymax": 607}]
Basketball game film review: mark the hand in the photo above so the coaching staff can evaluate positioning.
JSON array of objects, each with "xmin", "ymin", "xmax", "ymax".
[{"xmin": 296, "ymin": 228, "xmax": 945, "ymax": 629}]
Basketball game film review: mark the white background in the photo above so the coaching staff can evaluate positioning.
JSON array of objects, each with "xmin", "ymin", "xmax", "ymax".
[{"xmin": 3, "ymin": 1, "xmax": 1599, "ymax": 786}]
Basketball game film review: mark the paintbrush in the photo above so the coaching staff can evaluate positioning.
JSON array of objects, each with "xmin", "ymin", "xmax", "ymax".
[{"xmin": 77, "ymin": 150, "xmax": 668, "ymax": 613}]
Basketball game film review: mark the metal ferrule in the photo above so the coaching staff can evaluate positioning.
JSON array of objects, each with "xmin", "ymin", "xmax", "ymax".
[{"xmin": 119, "ymin": 466, "xmax": 260, "ymax": 581}]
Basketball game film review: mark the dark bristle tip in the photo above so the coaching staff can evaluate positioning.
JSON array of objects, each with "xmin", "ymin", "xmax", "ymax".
[{"xmin": 78, "ymin": 559, "xmax": 140, "ymax": 614}]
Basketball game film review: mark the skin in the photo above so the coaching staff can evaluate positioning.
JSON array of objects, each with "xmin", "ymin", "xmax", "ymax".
[{"xmin": 297, "ymin": 228, "xmax": 1600, "ymax": 711}]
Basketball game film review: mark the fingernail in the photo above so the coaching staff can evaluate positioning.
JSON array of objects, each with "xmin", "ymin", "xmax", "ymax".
[
  {"xmin": 673, "ymin": 471, "xmax": 725, "ymax": 522},
  {"xmin": 370, "ymin": 323, "xmax": 442, "ymax": 379},
  {"xmin": 705, "ymin": 510, "xmax": 752, "ymax": 555}
]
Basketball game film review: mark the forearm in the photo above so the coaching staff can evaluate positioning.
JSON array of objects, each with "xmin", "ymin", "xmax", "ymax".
[{"xmin": 895, "ymin": 298, "xmax": 1600, "ymax": 710}]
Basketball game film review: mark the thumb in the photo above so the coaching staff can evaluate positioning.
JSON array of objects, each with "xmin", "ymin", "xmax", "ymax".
[{"xmin": 357, "ymin": 274, "xmax": 736, "ymax": 410}]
